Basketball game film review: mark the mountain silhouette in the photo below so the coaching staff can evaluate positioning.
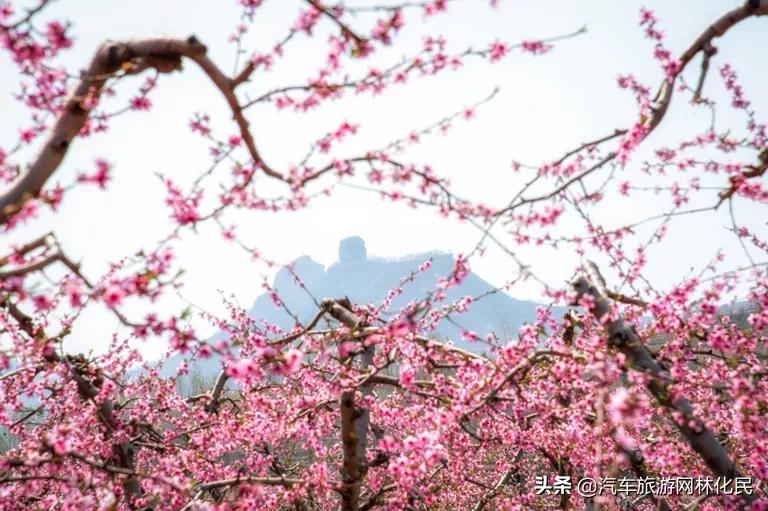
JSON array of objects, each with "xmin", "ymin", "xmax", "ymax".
[
  {"xmin": 161, "ymin": 236, "xmax": 563, "ymax": 377},
  {"xmin": 250, "ymin": 236, "xmax": 554, "ymax": 342}
]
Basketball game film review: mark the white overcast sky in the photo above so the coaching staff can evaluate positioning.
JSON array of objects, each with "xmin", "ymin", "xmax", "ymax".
[{"xmin": 1, "ymin": 0, "xmax": 767, "ymax": 358}]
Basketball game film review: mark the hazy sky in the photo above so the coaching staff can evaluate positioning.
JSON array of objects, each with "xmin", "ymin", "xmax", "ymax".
[{"xmin": 2, "ymin": 0, "xmax": 766, "ymax": 358}]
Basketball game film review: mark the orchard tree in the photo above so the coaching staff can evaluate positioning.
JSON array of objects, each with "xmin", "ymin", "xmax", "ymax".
[{"xmin": 1, "ymin": 1, "xmax": 767, "ymax": 510}]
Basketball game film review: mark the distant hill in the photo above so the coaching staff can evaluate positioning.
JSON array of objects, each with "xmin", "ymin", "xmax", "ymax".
[{"xmin": 161, "ymin": 236, "xmax": 564, "ymax": 377}]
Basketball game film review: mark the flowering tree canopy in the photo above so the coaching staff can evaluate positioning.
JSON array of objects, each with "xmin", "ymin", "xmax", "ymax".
[{"xmin": 1, "ymin": 0, "xmax": 768, "ymax": 510}]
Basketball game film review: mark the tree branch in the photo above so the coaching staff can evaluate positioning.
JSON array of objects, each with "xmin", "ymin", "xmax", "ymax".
[
  {"xmin": 340, "ymin": 389, "xmax": 363, "ymax": 511},
  {"xmin": 0, "ymin": 35, "xmax": 283, "ymax": 225},
  {"xmin": 306, "ymin": 0, "xmax": 367, "ymax": 49},
  {"xmin": 0, "ymin": 251, "xmax": 61, "ymax": 279},
  {"xmin": 323, "ymin": 299, "xmax": 373, "ymax": 511},
  {"xmin": 471, "ymin": 468, "xmax": 514, "ymax": 511},
  {"xmin": 571, "ymin": 262, "xmax": 756, "ymax": 509},
  {"xmin": 647, "ymin": 0, "xmax": 768, "ymax": 132},
  {"xmin": 199, "ymin": 476, "xmax": 302, "ymax": 490}
]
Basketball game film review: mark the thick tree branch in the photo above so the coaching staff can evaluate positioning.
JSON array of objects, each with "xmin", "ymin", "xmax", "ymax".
[
  {"xmin": 204, "ymin": 369, "xmax": 230, "ymax": 414},
  {"xmin": 0, "ymin": 251, "xmax": 61, "ymax": 279},
  {"xmin": 340, "ymin": 389, "xmax": 363, "ymax": 511},
  {"xmin": 323, "ymin": 298, "xmax": 373, "ymax": 511},
  {"xmin": 571, "ymin": 262, "xmax": 756, "ymax": 509},
  {"xmin": 647, "ymin": 0, "xmax": 768, "ymax": 132},
  {"xmin": 0, "ymin": 35, "xmax": 282, "ymax": 225}
]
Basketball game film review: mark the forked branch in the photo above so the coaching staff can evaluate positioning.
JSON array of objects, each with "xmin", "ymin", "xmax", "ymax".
[
  {"xmin": 0, "ymin": 35, "xmax": 282, "ymax": 226},
  {"xmin": 571, "ymin": 262, "xmax": 756, "ymax": 509}
]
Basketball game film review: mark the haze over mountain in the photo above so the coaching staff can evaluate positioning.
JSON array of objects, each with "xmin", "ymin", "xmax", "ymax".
[
  {"xmin": 163, "ymin": 236, "xmax": 562, "ymax": 377},
  {"xmin": 250, "ymin": 236, "xmax": 553, "ymax": 339}
]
